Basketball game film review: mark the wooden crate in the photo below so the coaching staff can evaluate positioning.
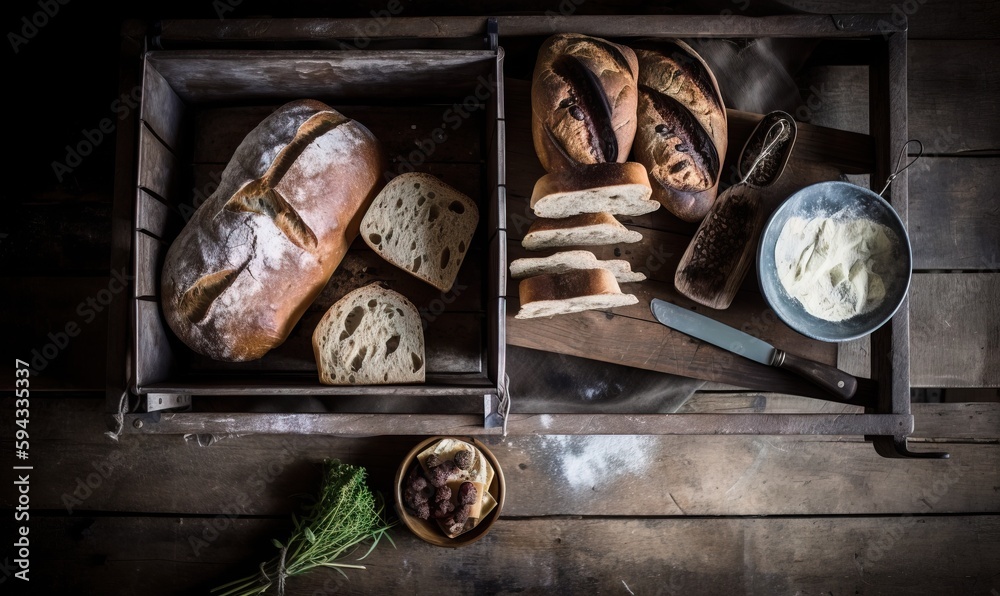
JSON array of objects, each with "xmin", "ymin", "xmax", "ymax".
[
  {"xmin": 108, "ymin": 16, "xmax": 939, "ymax": 457},
  {"xmin": 115, "ymin": 28, "xmax": 507, "ymax": 427}
]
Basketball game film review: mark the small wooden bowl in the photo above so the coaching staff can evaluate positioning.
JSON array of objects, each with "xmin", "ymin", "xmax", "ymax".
[{"xmin": 394, "ymin": 436, "xmax": 505, "ymax": 547}]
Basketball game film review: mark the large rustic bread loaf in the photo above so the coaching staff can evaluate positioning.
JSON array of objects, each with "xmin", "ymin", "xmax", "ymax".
[
  {"xmin": 360, "ymin": 172, "xmax": 479, "ymax": 293},
  {"xmin": 516, "ymin": 268, "xmax": 638, "ymax": 319},
  {"xmin": 521, "ymin": 212, "xmax": 642, "ymax": 251},
  {"xmin": 312, "ymin": 283, "xmax": 425, "ymax": 385},
  {"xmin": 161, "ymin": 99, "xmax": 384, "ymax": 362},
  {"xmin": 531, "ymin": 33, "xmax": 639, "ymax": 172},
  {"xmin": 633, "ymin": 40, "xmax": 728, "ymax": 222},
  {"xmin": 529, "ymin": 162, "xmax": 657, "ymax": 218}
]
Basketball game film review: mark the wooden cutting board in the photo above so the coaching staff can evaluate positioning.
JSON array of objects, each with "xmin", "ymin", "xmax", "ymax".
[{"xmin": 502, "ymin": 79, "xmax": 876, "ymax": 403}]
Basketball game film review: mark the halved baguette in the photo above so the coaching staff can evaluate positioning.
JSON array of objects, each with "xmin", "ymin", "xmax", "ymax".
[
  {"xmin": 530, "ymin": 162, "xmax": 657, "ymax": 218},
  {"xmin": 509, "ymin": 250, "xmax": 646, "ymax": 283},
  {"xmin": 516, "ymin": 268, "xmax": 638, "ymax": 319},
  {"xmin": 361, "ymin": 172, "xmax": 479, "ymax": 292},
  {"xmin": 521, "ymin": 212, "xmax": 642, "ymax": 251},
  {"xmin": 312, "ymin": 283, "xmax": 425, "ymax": 385}
]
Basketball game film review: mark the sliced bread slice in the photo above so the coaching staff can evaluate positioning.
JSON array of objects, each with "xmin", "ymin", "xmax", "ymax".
[
  {"xmin": 521, "ymin": 212, "xmax": 642, "ymax": 251},
  {"xmin": 530, "ymin": 162, "xmax": 658, "ymax": 218},
  {"xmin": 515, "ymin": 268, "xmax": 638, "ymax": 319},
  {"xmin": 361, "ymin": 172, "xmax": 479, "ymax": 292},
  {"xmin": 509, "ymin": 250, "xmax": 646, "ymax": 283},
  {"xmin": 312, "ymin": 283, "xmax": 425, "ymax": 385}
]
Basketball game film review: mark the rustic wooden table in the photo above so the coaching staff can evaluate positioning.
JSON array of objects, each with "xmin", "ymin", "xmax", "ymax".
[{"xmin": 1, "ymin": 2, "xmax": 998, "ymax": 594}]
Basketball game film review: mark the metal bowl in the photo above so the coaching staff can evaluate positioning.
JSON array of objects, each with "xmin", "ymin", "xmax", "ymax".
[{"xmin": 757, "ymin": 181, "xmax": 912, "ymax": 342}]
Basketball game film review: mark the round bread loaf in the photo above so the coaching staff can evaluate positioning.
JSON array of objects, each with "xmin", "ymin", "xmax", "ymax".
[
  {"xmin": 161, "ymin": 99, "xmax": 384, "ymax": 362},
  {"xmin": 531, "ymin": 33, "xmax": 639, "ymax": 172}
]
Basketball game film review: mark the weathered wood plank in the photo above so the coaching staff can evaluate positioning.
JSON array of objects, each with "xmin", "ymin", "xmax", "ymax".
[
  {"xmin": 0, "ymin": 200, "xmax": 112, "ymax": 273},
  {"xmin": 910, "ymin": 157, "xmax": 1000, "ymax": 270},
  {"xmin": 10, "ymin": 397, "xmax": 996, "ymax": 516},
  {"xmin": 909, "ymin": 40, "xmax": 1000, "ymax": 155},
  {"xmin": 910, "ymin": 272, "xmax": 1000, "ymax": 387},
  {"xmin": 28, "ymin": 515, "xmax": 1000, "ymax": 595},
  {"xmin": 146, "ymin": 50, "xmax": 497, "ymax": 103},
  {"xmin": 777, "ymin": 0, "xmax": 1000, "ymax": 39},
  {"xmin": 0, "ymin": 277, "xmax": 111, "ymax": 391}
]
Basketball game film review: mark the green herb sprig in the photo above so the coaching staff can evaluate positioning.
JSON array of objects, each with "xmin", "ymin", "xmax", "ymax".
[{"xmin": 213, "ymin": 460, "xmax": 395, "ymax": 596}]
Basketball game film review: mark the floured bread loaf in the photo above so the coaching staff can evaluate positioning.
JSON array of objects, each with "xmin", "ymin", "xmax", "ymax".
[
  {"xmin": 516, "ymin": 268, "xmax": 638, "ymax": 319},
  {"xmin": 361, "ymin": 172, "xmax": 479, "ymax": 292},
  {"xmin": 312, "ymin": 283, "xmax": 425, "ymax": 385},
  {"xmin": 161, "ymin": 99, "xmax": 384, "ymax": 361},
  {"xmin": 530, "ymin": 162, "xmax": 657, "ymax": 218},
  {"xmin": 522, "ymin": 212, "xmax": 642, "ymax": 251},
  {"xmin": 510, "ymin": 250, "xmax": 646, "ymax": 283}
]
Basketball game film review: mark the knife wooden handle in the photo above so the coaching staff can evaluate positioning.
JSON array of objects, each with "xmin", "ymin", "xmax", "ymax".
[{"xmin": 773, "ymin": 350, "xmax": 858, "ymax": 400}]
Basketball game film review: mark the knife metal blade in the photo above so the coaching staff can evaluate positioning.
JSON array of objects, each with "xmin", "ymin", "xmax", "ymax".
[{"xmin": 649, "ymin": 298, "xmax": 857, "ymax": 399}]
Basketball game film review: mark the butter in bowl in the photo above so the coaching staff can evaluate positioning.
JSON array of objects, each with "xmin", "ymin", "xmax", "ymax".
[{"xmin": 394, "ymin": 437, "xmax": 505, "ymax": 547}]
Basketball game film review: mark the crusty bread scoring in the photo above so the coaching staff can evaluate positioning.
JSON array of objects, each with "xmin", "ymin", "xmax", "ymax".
[
  {"xmin": 530, "ymin": 162, "xmax": 657, "ymax": 218},
  {"xmin": 361, "ymin": 172, "xmax": 479, "ymax": 292},
  {"xmin": 522, "ymin": 212, "xmax": 642, "ymax": 251},
  {"xmin": 633, "ymin": 41, "xmax": 728, "ymax": 222},
  {"xmin": 161, "ymin": 99, "xmax": 384, "ymax": 362},
  {"xmin": 531, "ymin": 33, "xmax": 639, "ymax": 172},
  {"xmin": 516, "ymin": 268, "xmax": 638, "ymax": 319},
  {"xmin": 312, "ymin": 283, "xmax": 425, "ymax": 385}
]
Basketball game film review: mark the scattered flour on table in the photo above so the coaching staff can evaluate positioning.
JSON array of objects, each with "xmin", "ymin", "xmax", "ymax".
[
  {"xmin": 775, "ymin": 215, "xmax": 896, "ymax": 321},
  {"xmin": 540, "ymin": 435, "xmax": 653, "ymax": 491}
]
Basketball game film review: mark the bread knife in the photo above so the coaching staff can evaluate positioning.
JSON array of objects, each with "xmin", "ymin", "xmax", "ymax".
[{"xmin": 650, "ymin": 298, "xmax": 858, "ymax": 399}]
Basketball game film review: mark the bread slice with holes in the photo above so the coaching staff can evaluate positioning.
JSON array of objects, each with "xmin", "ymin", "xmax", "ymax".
[
  {"xmin": 509, "ymin": 250, "xmax": 646, "ymax": 283},
  {"xmin": 530, "ymin": 162, "xmax": 657, "ymax": 218},
  {"xmin": 312, "ymin": 283, "xmax": 425, "ymax": 385},
  {"xmin": 516, "ymin": 268, "xmax": 638, "ymax": 319},
  {"xmin": 521, "ymin": 212, "xmax": 642, "ymax": 250},
  {"xmin": 361, "ymin": 172, "xmax": 479, "ymax": 292}
]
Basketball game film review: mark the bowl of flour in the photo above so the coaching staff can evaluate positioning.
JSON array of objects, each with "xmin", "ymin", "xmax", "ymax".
[{"xmin": 757, "ymin": 181, "xmax": 912, "ymax": 342}]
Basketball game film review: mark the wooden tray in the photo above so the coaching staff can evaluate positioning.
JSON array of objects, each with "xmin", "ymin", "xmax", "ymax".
[{"xmin": 107, "ymin": 15, "xmax": 933, "ymax": 457}]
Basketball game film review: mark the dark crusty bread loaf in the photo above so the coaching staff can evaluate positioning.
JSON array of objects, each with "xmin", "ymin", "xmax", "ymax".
[
  {"xmin": 161, "ymin": 99, "xmax": 384, "ymax": 362},
  {"xmin": 529, "ymin": 162, "xmax": 657, "ymax": 218},
  {"xmin": 633, "ymin": 40, "xmax": 728, "ymax": 222},
  {"xmin": 360, "ymin": 172, "xmax": 479, "ymax": 292},
  {"xmin": 521, "ymin": 212, "xmax": 642, "ymax": 251},
  {"xmin": 531, "ymin": 33, "xmax": 639, "ymax": 173},
  {"xmin": 312, "ymin": 283, "xmax": 425, "ymax": 385},
  {"xmin": 516, "ymin": 268, "xmax": 638, "ymax": 319}
]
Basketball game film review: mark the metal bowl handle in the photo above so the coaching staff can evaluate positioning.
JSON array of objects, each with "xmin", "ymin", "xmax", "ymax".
[{"xmin": 878, "ymin": 139, "xmax": 923, "ymax": 197}]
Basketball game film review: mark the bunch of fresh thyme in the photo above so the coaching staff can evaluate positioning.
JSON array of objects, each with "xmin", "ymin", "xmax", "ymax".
[{"xmin": 212, "ymin": 460, "xmax": 395, "ymax": 596}]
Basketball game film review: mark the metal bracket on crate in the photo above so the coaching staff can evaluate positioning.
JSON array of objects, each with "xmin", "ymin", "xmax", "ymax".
[
  {"xmin": 483, "ymin": 375, "xmax": 511, "ymax": 434},
  {"xmin": 145, "ymin": 393, "xmax": 192, "ymax": 413},
  {"xmin": 485, "ymin": 17, "xmax": 498, "ymax": 52},
  {"xmin": 870, "ymin": 435, "xmax": 950, "ymax": 459}
]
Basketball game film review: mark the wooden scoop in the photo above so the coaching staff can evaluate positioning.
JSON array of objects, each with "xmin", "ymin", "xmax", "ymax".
[{"xmin": 674, "ymin": 112, "xmax": 796, "ymax": 309}]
